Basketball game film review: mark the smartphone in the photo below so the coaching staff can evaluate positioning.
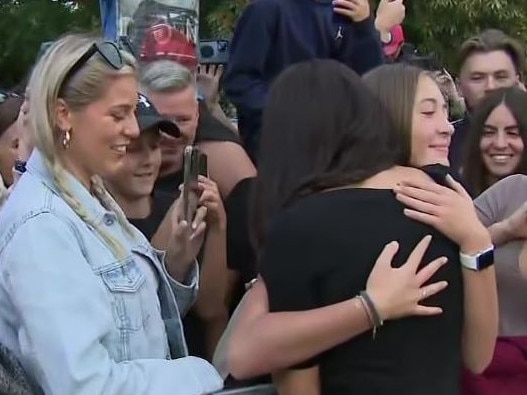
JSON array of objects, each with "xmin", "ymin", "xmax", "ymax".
[
  {"xmin": 199, "ymin": 39, "xmax": 230, "ymax": 65},
  {"xmin": 198, "ymin": 152, "xmax": 208, "ymax": 178},
  {"xmin": 182, "ymin": 146, "xmax": 201, "ymax": 223}
]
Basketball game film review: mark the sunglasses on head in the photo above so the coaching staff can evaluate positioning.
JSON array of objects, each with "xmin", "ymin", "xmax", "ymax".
[
  {"xmin": 0, "ymin": 90, "xmax": 21, "ymax": 105},
  {"xmin": 59, "ymin": 41, "xmax": 124, "ymax": 94}
]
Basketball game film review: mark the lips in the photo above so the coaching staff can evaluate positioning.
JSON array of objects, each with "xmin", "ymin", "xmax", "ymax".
[
  {"xmin": 488, "ymin": 154, "xmax": 514, "ymax": 164},
  {"xmin": 429, "ymin": 145, "xmax": 449, "ymax": 153},
  {"xmin": 111, "ymin": 144, "xmax": 128, "ymax": 154},
  {"xmin": 134, "ymin": 172, "xmax": 154, "ymax": 178}
]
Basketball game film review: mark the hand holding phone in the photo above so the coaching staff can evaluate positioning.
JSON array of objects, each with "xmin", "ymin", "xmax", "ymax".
[
  {"xmin": 182, "ymin": 146, "xmax": 209, "ymax": 223},
  {"xmin": 182, "ymin": 146, "xmax": 201, "ymax": 223}
]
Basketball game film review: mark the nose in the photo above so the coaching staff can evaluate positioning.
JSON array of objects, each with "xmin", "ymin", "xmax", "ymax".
[
  {"xmin": 125, "ymin": 113, "xmax": 140, "ymax": 138},
  {"xmin": 485, "ymin": 76, "xmax": 497, "ymax": 92},
  {"xmin": 493, "ymin": 131, "xmax": 508, "ymax": 149}
]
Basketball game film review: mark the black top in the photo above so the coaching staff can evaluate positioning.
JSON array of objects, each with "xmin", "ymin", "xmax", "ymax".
[
  {"xmin": 260, "ymin": 187, "xmax": 463, "ymax": 395},
  {"xmin": 129, "ymin": 191, "xmax": 174, "ymax": 240}
]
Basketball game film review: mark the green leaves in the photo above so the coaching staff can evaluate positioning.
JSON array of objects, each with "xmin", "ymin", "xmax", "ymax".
[{"xmin": 0, "ymin": 0, "xmax": 99, "ymax": 88}]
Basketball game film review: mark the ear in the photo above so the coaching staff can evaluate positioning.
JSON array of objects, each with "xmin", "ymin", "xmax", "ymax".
[{"xmin": 55, "ymin": 98, "xmax": 72, "ymax": 132}]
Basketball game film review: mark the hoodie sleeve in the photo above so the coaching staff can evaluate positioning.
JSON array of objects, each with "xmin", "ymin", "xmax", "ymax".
[
  {"xmin": 336, "ymin": 17, "xmax": 385, "ymax": 75},
  {"xmin": 223, "ymin": 1, "xmax": 279, "ymax": 113}
]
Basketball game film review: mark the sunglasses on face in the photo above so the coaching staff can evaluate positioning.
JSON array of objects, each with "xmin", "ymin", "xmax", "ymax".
[
  {"xmin": 0, "ymin": 90, "xmax": 21, "ymax": 105},
  {"xmin": 59, "ymin": 41, "xmax": 124, "ymax": 94}
]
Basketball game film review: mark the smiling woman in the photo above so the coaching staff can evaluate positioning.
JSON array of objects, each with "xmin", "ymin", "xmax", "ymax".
[
  {"xmin": 462, "ymin": 87, "xmax": 527, "ymax": 196},
  {"xmin": 362, "ymin": 63, "xmax": 455, "ymax": 168},
  {"xmin": 0, "ymin": 33, "xmax": 223, "ymax": 395}
]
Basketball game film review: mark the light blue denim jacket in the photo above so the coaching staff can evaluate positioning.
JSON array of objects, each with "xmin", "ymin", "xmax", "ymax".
[{"xmin": 0, "ymin": 151, "xmax": 223, "ymax": 395}]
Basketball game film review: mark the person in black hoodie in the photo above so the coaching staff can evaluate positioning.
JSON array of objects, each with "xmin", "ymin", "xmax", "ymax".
[{"xmin": 223, "ymin": 0, "xmax": 385, "ymax": 161}]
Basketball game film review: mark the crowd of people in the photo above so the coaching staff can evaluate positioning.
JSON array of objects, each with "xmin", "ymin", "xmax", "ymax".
[{"xmin": 0, "ymin": 0, "xmax": 526, "ymax": 395}]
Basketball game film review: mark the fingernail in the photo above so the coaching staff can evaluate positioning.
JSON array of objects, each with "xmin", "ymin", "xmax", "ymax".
[
  {"xmin": 440, "ymin": 257, "xmax": 448, "ymax": 264},
  {"xmin": 180, "ymin": 220, "xmax": 188, "ymax": 228},
  {"xmin": 192, "ymin": 222, "xmax": 197, "ymax": 230}
]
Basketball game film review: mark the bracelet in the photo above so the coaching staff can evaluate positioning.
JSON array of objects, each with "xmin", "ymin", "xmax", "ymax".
[
  {"xmin": 357, "ymin": 295, "xmax": 379, "ymax": 340},
  {"xmin": 359, "ymin": 291, "xmax": 384, "ymax": 339}
]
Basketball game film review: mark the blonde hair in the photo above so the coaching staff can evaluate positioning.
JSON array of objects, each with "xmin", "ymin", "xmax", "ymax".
[{"xmin": 28, "ymin": 33, "xmax": 137, "ymax": 259}]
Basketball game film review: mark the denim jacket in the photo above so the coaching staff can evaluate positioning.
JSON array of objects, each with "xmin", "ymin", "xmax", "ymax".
[{"xmin": 0, "ymin": 151, "xmax": 223, "ymax": 395}]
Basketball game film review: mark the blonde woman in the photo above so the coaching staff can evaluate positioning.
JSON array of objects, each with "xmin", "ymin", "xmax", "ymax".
[{"xmin": 0, "ymin": 34, "xmax": 223, "ymax": 395}]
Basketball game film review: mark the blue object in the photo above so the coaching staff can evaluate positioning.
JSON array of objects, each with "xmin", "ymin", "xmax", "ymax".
[{"xmin": 99, "ymin": 0, "xmax": 118, "ymax": 41}]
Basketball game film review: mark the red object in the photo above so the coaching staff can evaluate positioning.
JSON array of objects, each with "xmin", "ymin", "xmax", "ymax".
[
  {"xmin": 461, "ymin": 336, "xmax": 527, "ymax": 395},
  {"xmin": 140, "ymin": 23, "xmax": 198, "ymax": 70},
  {"xmin": 383, "ymin": 25, "xmax": 405, "ymax": 59}
]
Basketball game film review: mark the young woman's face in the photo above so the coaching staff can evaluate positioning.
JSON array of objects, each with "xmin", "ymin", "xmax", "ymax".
[
  {"xmin": 105, "ymin": 128, "xmax": 162, "ymax": 200},
  {"xmin": 479, "ymin": 103, "xmax": 524, "ymax": 179},
  {"xmin": 410, "ymin": 75, "xmax": 455, "ymax": 167},
  {"xmin": 56, "ymin": 75, "xmax": 140, "ymax": 187}
]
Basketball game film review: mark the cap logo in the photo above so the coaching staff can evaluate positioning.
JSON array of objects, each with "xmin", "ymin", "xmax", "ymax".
[{"xmin": 138, "ymin": 95, "xmax": 151, "ymax": 108}]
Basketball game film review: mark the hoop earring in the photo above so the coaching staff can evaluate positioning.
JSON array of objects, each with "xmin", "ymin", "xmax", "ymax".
[{"xmin": 62, "ymin": 129, "xmax": 71, "ymax": 150}]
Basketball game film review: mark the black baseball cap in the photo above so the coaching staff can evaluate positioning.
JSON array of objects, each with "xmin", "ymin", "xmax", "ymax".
[{"xmin": 136, "ymin": 93, "xmax": 180, "ymax": 137}]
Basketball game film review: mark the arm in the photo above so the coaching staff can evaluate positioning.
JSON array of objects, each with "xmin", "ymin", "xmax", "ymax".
[
  {"xmin": 227, "ymin": 279, "xmax": 373, "ymax": 379},
  {"xmin": 1, "ymin": 213, "xmax": 222, "ymax": 395},
  {"xmin": 458, "ymin": 231, "xmax": 498, "ymax": 374},
  {"xmin": 197, "ymin": 65, "xmax": 239, "ymax": 135},
  {"xmin": 222, "ymin": 2, "xmax": 277, "ymax": 113},
  {"xmin": 394, "ymin": 175, "xmax": 498, "ymax": 373},
  {"xmin": 475, "ymin": 174, "xmax": 527, "ymax": 246},
  {"xmin": 198, "ymin": 141, "xmax": 257, "ymax": 198},
  {"xmin": 151, "ymin": 202, "xmax": 200, "ymax": 316},
  {"xmin": 274, "ymin": 367, "xmax": 320, "ymax": 395},
  {"xmin": 193, "ymin": 227, "xmax": 229, "ymax": 359}
]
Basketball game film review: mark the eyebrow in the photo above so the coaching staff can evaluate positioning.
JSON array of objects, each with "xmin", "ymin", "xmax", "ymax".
[
  {"xmin": 109, "ymin": 103, "xmax": 134, "ymax": 112},
  {"xmin": 484, "ymin": 124, "xmax": 518, "ymax": 130},
  {"xmin": 470, "ymin": 69, "xmax": 511, "ymax": 75},
  {"xmin": 419, "ymin": 98, "xmax": 439, "ymax": 105}
]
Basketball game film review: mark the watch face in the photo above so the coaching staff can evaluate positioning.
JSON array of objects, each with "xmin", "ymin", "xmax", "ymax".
[{"xmin": 478, "ymin": 248, "xmax": 495, "ymax": 270}]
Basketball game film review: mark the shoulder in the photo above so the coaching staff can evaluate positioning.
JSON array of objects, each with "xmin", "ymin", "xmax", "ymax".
[
  {"xmin": 0, "ymin": 176, "xmax": 90, "ymax": 258},
  {"xmin": 197, "ymin": 105, "xmax": 240, "ymax": 145},
  {"xmin": 476, "ymin": 174, "xmax": 527, "ymax": 204},
  {"xmin": 474, "ymin": 174, "xmax": 527, "ymax": 221},
  {"xmin": 0, "ymin": 210, "xmax": 82, "ymax": 269},
  {"xmin": 243, "ymin": 0, "xmax": 282, "ymax": 12}
]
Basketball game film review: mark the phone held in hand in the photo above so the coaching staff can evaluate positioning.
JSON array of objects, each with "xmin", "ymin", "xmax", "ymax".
[
  {"xmin": 198, "ymin": 152, "xmax": 209, "ymax": 178},
  {"xmin": 183, "ymin": 146, "xmax": 200, "ymax": 223}
]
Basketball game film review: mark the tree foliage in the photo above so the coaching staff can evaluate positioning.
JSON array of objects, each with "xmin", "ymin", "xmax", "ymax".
[{"xmin": 1, "ymin": 0, "xmax": 526, "ymax": 88}]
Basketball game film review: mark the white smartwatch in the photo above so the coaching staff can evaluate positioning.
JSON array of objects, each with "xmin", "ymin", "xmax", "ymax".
[{"xmin": 459, "ymin": 246, "xmax": 495, "ymax": 271}]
